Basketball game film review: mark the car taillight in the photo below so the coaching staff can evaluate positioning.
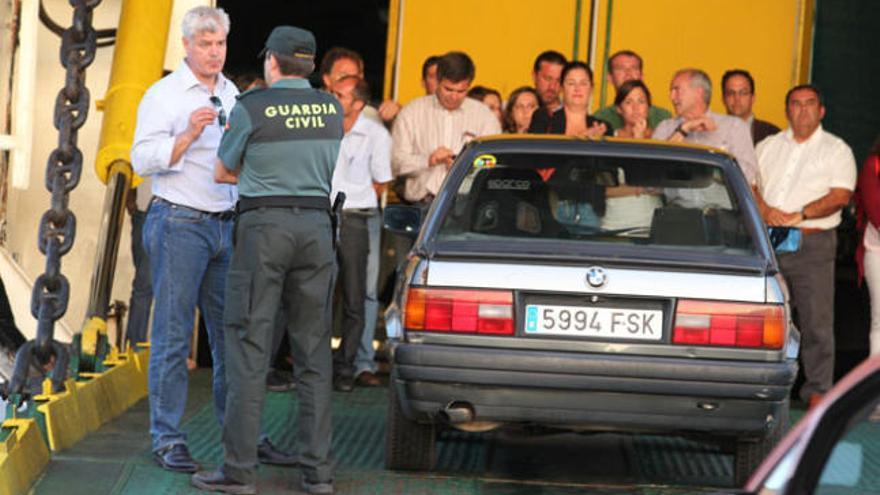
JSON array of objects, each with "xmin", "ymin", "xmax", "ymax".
[
  {"xmin": 672, "ymin": 300, "xmax": 784, "ymax": 349},
  {"xmin": 404, "ymin": 287, "xmax": 514, "ymax": 335}
]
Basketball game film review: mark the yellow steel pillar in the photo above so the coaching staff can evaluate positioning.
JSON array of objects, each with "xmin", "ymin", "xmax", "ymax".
[
  {"xmin": 81, "ymin": 0, "xmax": 172, "ymax": 368},
  {"xmin": 95, "ymin": 0, "xmax": 173, "ymax": 181}
]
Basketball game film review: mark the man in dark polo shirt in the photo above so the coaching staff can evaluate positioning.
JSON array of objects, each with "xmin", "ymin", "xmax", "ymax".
[{"xmin": 191, "ymin": 26, "xmax": 342, "ymax": 495}]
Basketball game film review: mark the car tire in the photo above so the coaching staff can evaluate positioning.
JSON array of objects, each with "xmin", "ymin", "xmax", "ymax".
[
  {"xmin": 384, "ymin": 378, "xmax": 437, "ymax": 471},
  {"xmin": 733, "ymin": 399, "xmax": 789, "ymax": 486}
]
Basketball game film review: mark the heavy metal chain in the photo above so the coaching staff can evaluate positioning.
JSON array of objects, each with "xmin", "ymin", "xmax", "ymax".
[{"xmin": 6, "ymin": 0, "xmax": 102, "ymax": 398}]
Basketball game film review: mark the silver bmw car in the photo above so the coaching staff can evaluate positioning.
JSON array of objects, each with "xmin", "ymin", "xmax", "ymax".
[{"xmin": 383, "ymin": 136, "xmax": 799, "ymax": 485}]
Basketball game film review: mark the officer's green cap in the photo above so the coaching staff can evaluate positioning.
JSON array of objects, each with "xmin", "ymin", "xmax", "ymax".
[{"xmin": 259, "ymin": 26, "xmax": 316, "ymax": 59}]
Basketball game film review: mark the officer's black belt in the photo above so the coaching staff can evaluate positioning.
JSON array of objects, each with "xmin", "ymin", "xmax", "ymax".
[
  {"xmin": 237, "ymin": 195, "xmax": 330, "ymax": 214},
  {"xmin": 152, "ymin": 196, "xmax": 236, "ymax": 221}
]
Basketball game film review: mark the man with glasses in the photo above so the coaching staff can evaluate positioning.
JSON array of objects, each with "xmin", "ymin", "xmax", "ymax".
[
  {"xmin": 131, "ymin": 6, "xmax": 290, "ymax": 474},
  {"xmin": 721, "ymin": 69, "xmax": 780, "ymax": 146}
]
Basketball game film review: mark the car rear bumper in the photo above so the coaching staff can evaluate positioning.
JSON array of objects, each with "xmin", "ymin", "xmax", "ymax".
[{"xmin": 391, "ymin": 342, "xmax": 797, "ymax": 437}]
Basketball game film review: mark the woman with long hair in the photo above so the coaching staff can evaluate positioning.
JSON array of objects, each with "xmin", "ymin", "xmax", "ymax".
[
  {"xmin": 527, "ymin": 61, "xmax": 612, "ymax": 137},
  {"xmin": 613, "ymin": 79, "xmax": 652, "ymax": 139},
  {"xmin": 602, "ymin": 79, "xmax": 663, "ymax": 230}
]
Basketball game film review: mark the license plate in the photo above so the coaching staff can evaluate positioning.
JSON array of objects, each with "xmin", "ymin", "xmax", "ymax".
[{"xmin": 524, "ymin": 304, "xmax": 662, "ymax": 340}]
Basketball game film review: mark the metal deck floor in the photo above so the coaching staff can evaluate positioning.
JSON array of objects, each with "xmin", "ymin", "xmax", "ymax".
[{"xmin": 29, "ymin": 370, "xmax": 802, "ymax": 494}]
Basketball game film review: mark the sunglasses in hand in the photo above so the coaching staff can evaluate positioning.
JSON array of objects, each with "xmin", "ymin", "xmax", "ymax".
[{"xmin": 209, "ymin": 96, "xmax": 227, "ymax": 127}]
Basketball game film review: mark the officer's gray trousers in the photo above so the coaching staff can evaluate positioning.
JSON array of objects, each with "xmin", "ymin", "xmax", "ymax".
[
  {"xmin": 222, "ymin": 207, "xmax": 335, "ymax": 485},
  {"xmin": 777, "ymin": 229, "xmax": 836, "ymax": 402}
]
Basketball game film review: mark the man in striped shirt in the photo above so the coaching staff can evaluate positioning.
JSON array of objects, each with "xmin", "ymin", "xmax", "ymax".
[{"xmin": 391, "ymin": 51, "xmax": 501, "ymax": 203}]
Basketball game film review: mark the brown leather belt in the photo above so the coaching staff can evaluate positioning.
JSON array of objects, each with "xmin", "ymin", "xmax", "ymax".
[{"xmin": 801, "ymin": 227, "xmax": 826, "ymax": 235}]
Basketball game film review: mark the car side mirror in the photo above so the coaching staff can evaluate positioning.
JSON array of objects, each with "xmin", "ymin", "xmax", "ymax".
[{"xmin": 384, "ymin": 204, "xmax": 422, "ymax": 238}]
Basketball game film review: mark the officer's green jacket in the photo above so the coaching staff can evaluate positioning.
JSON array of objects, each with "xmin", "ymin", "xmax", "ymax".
[{"xmin": 218, "ymin": 78, "xmax": 343, "ymax": 199}]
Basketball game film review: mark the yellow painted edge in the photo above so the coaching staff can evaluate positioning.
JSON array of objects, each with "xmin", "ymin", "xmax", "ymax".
[
  {"xmin": 382, "ymin": 0, "xmax": 402, "ymax": 101},
  {"xmin": 0, "ymin": 419, "xmax": 50, "ymax": 495},
  {"xmin": 35, "ymin": 348, "xmax": 149, "ymax": 452}
]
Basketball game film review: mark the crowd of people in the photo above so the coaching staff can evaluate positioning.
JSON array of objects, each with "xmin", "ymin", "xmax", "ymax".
[{"xmin": 125, "ymin": 6, "xmax": 878, "ymax": 495}]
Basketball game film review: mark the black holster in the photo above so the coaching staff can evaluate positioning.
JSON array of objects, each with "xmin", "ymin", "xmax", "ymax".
[{"xmin": 331, "ymin": 192, "xmax": 346, "ymax": 250}]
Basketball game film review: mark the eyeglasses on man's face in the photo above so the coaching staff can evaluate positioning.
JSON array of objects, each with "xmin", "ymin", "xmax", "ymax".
[{"xmin": 209, "ymin": 96, "xmax": 227, "ymax": 127}]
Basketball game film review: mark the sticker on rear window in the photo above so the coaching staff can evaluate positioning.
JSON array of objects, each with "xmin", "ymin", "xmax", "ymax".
[{"xmin": 473, "ymin": 154, "xmax": 497, "ymax": 170}]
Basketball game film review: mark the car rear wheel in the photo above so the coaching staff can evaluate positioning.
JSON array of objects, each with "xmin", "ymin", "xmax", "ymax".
[
  {"xmin": 385, "ymin": 379, "xmax": 437, "ymax": 470},
  {"xmin": 733, "ymin": 399, "xmax": 789, "ymax": 486}
]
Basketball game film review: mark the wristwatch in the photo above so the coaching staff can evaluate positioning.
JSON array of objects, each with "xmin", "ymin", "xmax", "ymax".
[{"xmin": 674, "ymin": 123, "xmax": 689, "ymax": 138}]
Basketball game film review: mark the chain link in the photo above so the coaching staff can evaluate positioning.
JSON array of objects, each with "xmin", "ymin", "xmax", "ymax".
[{"xmin": 6, "ymin": 0, "xmax": 102, "ymax": 398}]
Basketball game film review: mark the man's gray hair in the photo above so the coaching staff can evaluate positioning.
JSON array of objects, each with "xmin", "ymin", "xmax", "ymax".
[
  {"xmin": 675, "ymin": 68, "xmax": 712, "ymax": 106},
  {"xmin": 181, "ymin": 6, "xmax": 230, "ymax": 39}
]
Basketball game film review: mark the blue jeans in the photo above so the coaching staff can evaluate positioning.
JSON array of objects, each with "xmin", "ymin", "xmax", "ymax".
[
  {"xmin": 143, "ymin": 199, "xmax": 233, "ymax": 452},
  {"xmin": 354, "ymin": 213, "xmax": 381, "ymax": 376},
  {"xmin": 126, "ymin": 209, "xmax": 152, "ymax": 345}
]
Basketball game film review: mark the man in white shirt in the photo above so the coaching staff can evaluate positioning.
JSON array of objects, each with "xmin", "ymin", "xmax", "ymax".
[
  {"xmin": 756, "ymin": 84, "xmax": 856, "ymax": 409},
  {"xmin": 330, "ymin": 75, "xmax": 393, "ymax": 392},
  {"xmin": 131, "ymin": 7, "xmax": 238, "ymax": 473},
  {"xmin": 392, "ymin": 51, "xmax": 501, "ymax": 203}
]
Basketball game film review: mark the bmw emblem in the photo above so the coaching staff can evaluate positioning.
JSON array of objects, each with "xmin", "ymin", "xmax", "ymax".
[{"xmin": 586, "ymin": 266, "xmax": 608, "ymax": 288}]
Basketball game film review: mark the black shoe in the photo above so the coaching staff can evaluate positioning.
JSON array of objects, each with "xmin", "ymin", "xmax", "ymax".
[
  {"xmin": 355, "ymin": 371, "xmax": 381, "ymax": 387},
  {"xmin": 333, "ymin": 375, "xmax": 354, "ymax": 393},
  {"xmin": 257, "ymin": 437, "xmax": 298, "ymax": 466},
  {"xmin": 153, "ymin": 443, "xmax": 199, "ymax": 473},
  {"xmin": 301, "ymin": 477, "xmax": 334, "ymax": 494},
  {"xmin": 266, "ymin": 369, "xmax": 296, "ymax": 392},
  {"xmin": 191, "ymin": 469, "xmax": 256, "ymax": 494}
]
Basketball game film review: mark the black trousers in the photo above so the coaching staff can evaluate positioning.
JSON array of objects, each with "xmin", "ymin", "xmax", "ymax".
[
  {"xmin": 333, "ymin": 211, "xmax": 370, "ymax": 379},
  {"xmin": 222, "ymin": 207, "xmax": 335, "ymax": 484}
]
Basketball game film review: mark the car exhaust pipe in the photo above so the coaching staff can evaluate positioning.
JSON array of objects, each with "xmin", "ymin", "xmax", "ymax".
[{"xmin": 439, "ymin": 401, "xmax": 474, "ymax": 424}]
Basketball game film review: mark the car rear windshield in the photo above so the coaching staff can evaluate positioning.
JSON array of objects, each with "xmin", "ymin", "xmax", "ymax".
[{"xmin": 435, "ymin": 152, "xmax": 755, "ymax": 254}]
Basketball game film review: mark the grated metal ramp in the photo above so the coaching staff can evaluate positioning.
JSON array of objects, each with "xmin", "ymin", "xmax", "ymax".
[{"xmin": 31, "ymin": 370, "xmax": 809, "ymax": 494}]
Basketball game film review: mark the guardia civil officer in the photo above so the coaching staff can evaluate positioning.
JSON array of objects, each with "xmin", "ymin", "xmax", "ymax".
[{"xmin": 191, "ymin": 26, "xmax": 342, "ymax": 495}]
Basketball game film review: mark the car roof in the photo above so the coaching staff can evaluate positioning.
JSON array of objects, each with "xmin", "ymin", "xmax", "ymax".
[{"xmin": 469, "ymin": 134, "xmax": 738, "ymax": 163}]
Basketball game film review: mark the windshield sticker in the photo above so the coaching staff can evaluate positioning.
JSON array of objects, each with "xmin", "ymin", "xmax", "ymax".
[
  {"xmin": 487, "ymin": 179, "xmax": 531, "ymax": 191},
  {"xmin": 473, "ymin": 154, "xmax": 497, "ymax": 170}
]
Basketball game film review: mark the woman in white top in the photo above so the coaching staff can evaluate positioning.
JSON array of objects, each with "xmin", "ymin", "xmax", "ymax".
[{"xmin": 603, "ymin": 80, "xmax": 662, "ymax": 231}]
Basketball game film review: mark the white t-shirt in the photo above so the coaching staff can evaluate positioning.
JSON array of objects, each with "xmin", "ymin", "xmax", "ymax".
[{"xmin": 331, "ymin": 112, "xmax": 393, "ymax": 209}]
